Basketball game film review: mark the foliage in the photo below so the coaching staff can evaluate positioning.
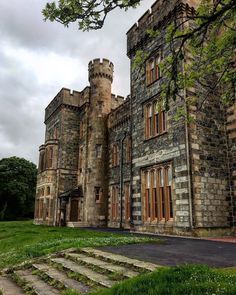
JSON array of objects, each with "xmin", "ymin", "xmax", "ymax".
[
  {"xmin": 0, "ymin": 220, "xmax": 155, "ymax": 269},
  {"xmin": 0, "ymin": 157, "xmax": 37, "ymax": 221},
  {"xmin": 92, "ymin": 264, "xmax": 236, "ymax": 295},
  {"xmin": 43, "ymin": 0, "xmax": 140, "ymax": 31},
  {"xmin": 136, "ymin": 0, "xmax": 236, "ymax": 112},
  {"xmin": 43, "ymin": 0, "xmax": 235, "ymax": 115}
]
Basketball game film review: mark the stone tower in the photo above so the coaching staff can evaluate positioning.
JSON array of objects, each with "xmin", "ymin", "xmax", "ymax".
[{"xmin": 84, "ymin": 58, "xmax": 114, "ymax": 226}]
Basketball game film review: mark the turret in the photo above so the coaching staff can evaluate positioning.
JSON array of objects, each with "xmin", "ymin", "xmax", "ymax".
[
  {"xmin": 88, "ymin": 58, "xmax": 114, "ymax": 114},
  {"xmin": 83, "ymin": 58, "xmax": 114, "ymax": 226}
]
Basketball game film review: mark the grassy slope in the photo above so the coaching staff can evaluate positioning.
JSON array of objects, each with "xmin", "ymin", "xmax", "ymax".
[
  {"xmin": 92, "ymin": 265, "xmax": 236, "ymax": 295},
  {"xmin": 0, "ymin": 220, "xmax": 153, "ymax": 269}
]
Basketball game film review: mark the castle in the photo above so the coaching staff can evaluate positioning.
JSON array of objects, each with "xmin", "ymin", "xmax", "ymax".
[{"xmin": 34, "ymin": 0, "xmax": 235, "ymax": 236}]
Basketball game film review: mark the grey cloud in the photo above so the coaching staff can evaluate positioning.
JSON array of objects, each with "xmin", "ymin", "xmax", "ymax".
[{"xmin": 0, "ymin": 0, "xmax": 154, "ymax": 164}]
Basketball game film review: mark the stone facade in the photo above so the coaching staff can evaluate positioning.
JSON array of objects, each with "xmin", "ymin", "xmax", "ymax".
[{"xmin": 34, "ymin": 0, "xmax": 235, "ymax": 236}]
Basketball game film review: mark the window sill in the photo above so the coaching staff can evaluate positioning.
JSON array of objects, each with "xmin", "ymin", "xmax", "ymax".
[
  {"xmin": 144, "ymin": 131, "xmax": 168, "ymax": 142},
  {"xmin": 146, "ymin": 77, "xmax": 162, "ymax": 88}
]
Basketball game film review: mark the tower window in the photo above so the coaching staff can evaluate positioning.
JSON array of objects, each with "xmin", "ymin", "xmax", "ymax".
[
  {"xmin": 95, "ymin": 187, "xmax": 102, "ymax": 203},
  {"xmin": 95, "ymin": 144, "xmax": 102, "ymax": 158}
]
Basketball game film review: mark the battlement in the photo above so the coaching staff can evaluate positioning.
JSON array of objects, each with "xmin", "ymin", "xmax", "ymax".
[
  {"xmin": 127, "ymin": 0, "xmax": 197, "ymax": 58},
  {"xmin": 88, "ymin": 58, "xmax": 114, "ymax": 83},
  {"xmin": 108, "ymin": 98, "xmax": 131, "ymax": 129},
  {"xmin": 111, "ymin": 94, "xmax": 125, "ymax": 111},
  {"xmin": 45, "ymin": 88, "xmax": 81, "ymax": 122}
]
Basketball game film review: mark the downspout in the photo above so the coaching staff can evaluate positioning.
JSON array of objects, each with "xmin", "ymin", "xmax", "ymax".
[
  {"xmin": 183, "ymin": 58, "xmax": 194, "ymax": 230},
  {"xmin": 129, "ymin": 95, "xmax": 134, "ymax": 228},
  {"xmin": 120, "ymin": 133, "xmax": 126, "ymax": 229}
]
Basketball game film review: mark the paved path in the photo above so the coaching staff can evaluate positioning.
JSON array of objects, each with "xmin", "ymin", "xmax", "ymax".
[{"xmin": 83, "ymin": 228, "xmax": 236, "ymax": 267}]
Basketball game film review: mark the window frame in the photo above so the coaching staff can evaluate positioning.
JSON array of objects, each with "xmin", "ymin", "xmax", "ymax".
[
  {"xmin": 142, "ymin": 164, "xmax": 173, "ymax": 223},
  {"xmin": 144, "ymin": 99, "xmax": 167, "ymax": 140},
  {"xmin": 146, "ymin": 51, "xmax": 162, "ymax": 86}
]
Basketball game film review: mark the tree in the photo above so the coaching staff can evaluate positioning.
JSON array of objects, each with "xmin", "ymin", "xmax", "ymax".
[
  {"xmin": 0, "ymin": 157, "xmax": 37, "ymax": 220},
  {"xmin": 42, "ymin": 0, "xmax": 140, "ymax": 31},
  {"xmin": 43, "ymin": 0, "xmax": 235, "ymax": 112}
]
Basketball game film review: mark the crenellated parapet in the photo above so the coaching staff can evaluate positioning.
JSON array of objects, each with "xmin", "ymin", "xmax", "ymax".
[
  {"xmin": 108, "ymin": 97, "xmax": 131, "ymax": 129},
  {"xmin": 127, "ymin": 0, "xmax": 197, "ymax": 58},
  {"xmin": 45, "ymin": 88, "xmax": 81, "ymax": 122},
  {"xmin": 111, "ymin": 94, "xmax": 125, "ymax": 110},
  {"xmin": 88, "ymin": 58, "xmax": 114, "ymax": 83}
]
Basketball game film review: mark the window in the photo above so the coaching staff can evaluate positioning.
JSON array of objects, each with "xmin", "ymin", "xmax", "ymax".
[
  {"xmin": 111, "ymin": 185, "xmax": 119, "ymax": 221},
  {"xmin": 142, "ymin": 164, "xmax": 173, "ymax": 222},
  {"xmin": 146, "ymin": 52, "xmax": 162, "ymax": 85},
  {"xmin": 39, "ymin": 199, "xmax": 44, "ymax": 219},
  {"xmin": 146, "ymin": 104, "xmax": 152, "ymax": 139},
  {"xmin": 124, "ymin": 183, "xmax": 131, "ymax": 221},
  {"xmin": 125, "ymin": 137, "xmax": 132, "ymax": 163},
  {"xmin": 46, "ymin": 186, "xmax": 50, "ymax": 195},
  {"xmin": 145, "ymin": 100, "xmax": 167, "ymax": 139},
  {"xmin": 145, "ymin": 171, "xmax": 151, "ymax": 220},
  {"xmin": 46, "ymin": 198, "xmax": 50, "ymax": 218},
  {"xmin": 95, "ymin": 144, "xmax": 102, "ymax": 158},
  {"xmin": 112, "ymin": 143, "xmax": 119, "ymax": 167},
  {"xmin": 95, "ymin": 187, "xmax": 102, "ymax": 203},
  {"xmin": 39, "ymin": 151, "xmax": 45, "ymax": 172}
]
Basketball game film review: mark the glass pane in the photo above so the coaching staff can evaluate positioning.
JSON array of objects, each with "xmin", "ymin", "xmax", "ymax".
[
  {"xmin": 146, "ymin": 171, "xmax": 150, "ymax": 188},
  {"xmin": 160, "ymin": 169, "xmax": 164, "ymax": 187},
  {"xmin": 153, "ymin": 170, "xmax": 157, "ymax": 188},
  {"xmin": 168, "ymin": 167, "xmax": 172, "ymax": 186},
  {"xmin": 148, "ymin": 105, "xmax": 152, "ymax": 117}
]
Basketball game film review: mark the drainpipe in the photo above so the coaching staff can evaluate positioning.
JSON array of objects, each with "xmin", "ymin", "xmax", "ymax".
[
  {"xmin": 183, "ymin": 58, "xmax": 194, "ymax": 230},
  {"xmin": 120, "ymin": 133, "xmax": 127, "ymax": 229},
  {"xmin": 129, "ymin": 95, "xmax": 134, "ymax": 228}
]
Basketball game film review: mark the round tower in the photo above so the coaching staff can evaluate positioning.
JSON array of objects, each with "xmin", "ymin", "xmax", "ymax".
[
  {"xmin": 84, "ymin": 58, "xmax": 114, "ymax": 226},
  {"xmin": 88, "ymin": 58, "xmax": 114, "ymax": 114}
]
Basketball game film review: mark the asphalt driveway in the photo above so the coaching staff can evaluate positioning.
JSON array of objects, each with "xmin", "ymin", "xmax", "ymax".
[
  {"xmin": 84, "ymin": 228, "xmax": 236, "ymax": 267},
  {"xmin": 100, "ymin": 236, "xmax": 236, "ymax": 267}
]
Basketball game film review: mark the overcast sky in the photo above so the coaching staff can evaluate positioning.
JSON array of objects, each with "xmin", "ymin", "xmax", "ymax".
[{"xmin": 0, "ymin": 0, "xmax": 154, "ymax": 165}]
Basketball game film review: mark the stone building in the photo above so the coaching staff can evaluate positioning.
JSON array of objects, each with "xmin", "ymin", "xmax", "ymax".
[{"xmin": 34, "ymin": 0, "xmax": 235, "ymax": 236}]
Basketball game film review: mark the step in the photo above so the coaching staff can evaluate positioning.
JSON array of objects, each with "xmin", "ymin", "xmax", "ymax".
[
  {"xmin": 80, "ymin": 248, "xmax": 159, "ymax": 272},
  {"xmin": 32, "ymin": 263, "xmax": 90, "ymax": 293},
  {"xmin": 15, "ymin": 269, "xmax": 60, "ymax": 295},
  {"xmin": 67, "ymin": 253, "xmax": 139, "ymax": 278},
  {"xmin": 51, "ymin": 257, "xmax": 116, "ymax": 288},
  {"xmin": 0, "ymin": 276, "xmax": 25, "ymax": 295}
]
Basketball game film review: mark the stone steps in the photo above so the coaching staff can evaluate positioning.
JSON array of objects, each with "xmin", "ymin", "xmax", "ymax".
[
  {"xmin": 66, "ymin": 253, "xmax": 139, "ymax": 278},
  {"xmin": 80, "ymin": 248, "xmax": 159, "ymax": 272},
  {"xmin": 51, "ymin": 257, "xmax": 116, "ymax": 288},
  {"xmin": 0, "ymin": 276, "xmax": 25, "ymax": 295},
  {"xmin": 1, "ymin": 248, "xmax": 159, "ymax": 294},
  {"xmin": 32, "ymin": 263, "xmax": 90, "ymax": 293},
  {"xmin": 15, "ymin": 269, "xmax": 60, "ymax": 295}
]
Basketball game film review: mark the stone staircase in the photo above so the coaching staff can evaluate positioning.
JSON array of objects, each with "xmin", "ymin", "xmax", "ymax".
[{"xmin": 0, "ymin": 248, "xmax": 159, "ymax": 295}]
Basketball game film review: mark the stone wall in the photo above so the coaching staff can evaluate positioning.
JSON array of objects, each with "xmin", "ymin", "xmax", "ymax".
[
  {"xmin": 108, "ymin": 99, "xmax": 131, "ymax": 228},
  {"xmin": 227, "ymin": 103, "xmax": 236, "ymax": 226}
]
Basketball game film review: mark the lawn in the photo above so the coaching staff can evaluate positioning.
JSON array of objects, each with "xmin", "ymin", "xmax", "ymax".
[
  {"xmin": 92, "ymin": 265, "xmax": 236, "ymax": 295},
  {"xmin": 0, "ymin": 220, "xmax": 153, "ymax": 269}
]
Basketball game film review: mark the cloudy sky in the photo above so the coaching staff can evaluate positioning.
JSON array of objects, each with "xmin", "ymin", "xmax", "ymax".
[{"xmin": 0, "ymin": 0, "xmax": 154, "ymax": 165}]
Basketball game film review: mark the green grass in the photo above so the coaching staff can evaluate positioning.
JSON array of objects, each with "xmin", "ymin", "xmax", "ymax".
[
  {"xmin": 91, "ymin": 265, "xmax": 236, "ymax": 295},
  {"xmin": 0, "ymin": 220, "xmax": 154, "ymax": 269}
]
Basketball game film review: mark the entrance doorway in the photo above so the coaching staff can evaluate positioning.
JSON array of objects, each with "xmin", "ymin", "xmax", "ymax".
[{"xmin": 70, "ymin": 199, "xmax": 79, "ymax": 221}]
